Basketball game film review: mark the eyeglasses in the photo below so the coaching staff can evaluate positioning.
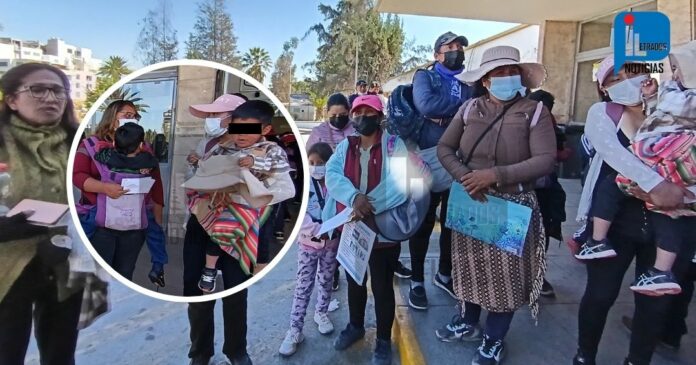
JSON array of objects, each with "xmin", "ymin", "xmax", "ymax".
[{"xmin": 17, "ymin": 85, "xmax": 68, "ymax": 100}]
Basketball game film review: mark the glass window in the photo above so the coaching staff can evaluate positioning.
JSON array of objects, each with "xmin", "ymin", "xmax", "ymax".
[
  {"xmin": 579, "ymin": 14, "xmax": 614, "ymax": 52},
  {"xmin": 76, "ymin": 74, "xmax": 80, "ymax": 80},
  {"xmin": 86, "ymin": 75, "xmax": 92, "ymax": 81},
  {"xmin": 573, "ymin": 59, "xmax": 603, "ymax": 123}
]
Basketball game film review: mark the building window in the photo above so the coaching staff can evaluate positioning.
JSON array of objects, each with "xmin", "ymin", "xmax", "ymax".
[
  {"xmin": 76, "ymin": 91, "xmax": 80, "ymax": 98},
  {"xmin": 86, "ymin": 75, "xmax": 92, "ymax": 81},
  {"xmin": 75, "ymin": 74, "xmax": 80, "ymax": 80},
  {"xmin": 0, "ymin": 62, "xmax": 8, "ymax": 67},
  {"xmin": 87, "ymin": 84, "xmax": 92, "ymax": 90},
  {"xmin": 76, "ymin": 83, "xmax": 80, "ymax": 89}
]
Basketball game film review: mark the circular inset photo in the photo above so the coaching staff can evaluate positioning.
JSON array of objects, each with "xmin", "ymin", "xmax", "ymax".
[{"xmin": 67, "ymin": 60, "xmax": 308, "ymax": 302}]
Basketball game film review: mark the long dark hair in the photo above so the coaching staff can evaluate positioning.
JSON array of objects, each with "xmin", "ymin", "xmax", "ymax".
[
  {"xmin": 307, "ymin": 142, "xmax": 333, "ymax": 164},
  {"xmin": 0, "ymin": 63, "xmax": 78, "ymax": 145},
  {"xmin": 95, "ymin": 100, "xmax": 138, "ymax": 141}
]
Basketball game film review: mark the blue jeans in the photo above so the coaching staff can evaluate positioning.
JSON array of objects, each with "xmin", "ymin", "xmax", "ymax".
[{"xmin": 79, "ymin": 206, "xmax": 167, "ymax": 265}]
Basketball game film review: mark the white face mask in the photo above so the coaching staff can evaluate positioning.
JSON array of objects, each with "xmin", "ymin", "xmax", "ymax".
[
  {"xmin": 310, "ymin": 165, "xmax": 326, "ymax": 180},
  {"xmin": 119, "ymin": 118, "xmax": 139, "ymax": 127},
  {"xmin": 606, "ymin": 75, "xmax": 648, "ymax": 106},
  {"xmin": 205, "ymin": 117, "xmax": 227, "ymax": 138}
]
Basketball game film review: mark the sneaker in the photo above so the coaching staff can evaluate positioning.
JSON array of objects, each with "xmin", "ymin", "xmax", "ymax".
[
  {"xmin": 198, "ymin": 268, "xmax": 217, "ymax": 293},
  {"xmin": 408, "ymin": 285, "xmax": 428, "ymax": 310},
  {"xmin": 371, "ymin": 338, "xmax": 392, "ymax": 365},
  {"xmin": 278, "ymin": 329, "xmax": 304, "ymax": 357},
  {"xmin": 575, "ymin": 238, "xmax": 617, "ymax": 260},
  {"xmin": 189, "ymin": 357, "xmax": 211, "ymax": 365},
  {"xmin": 313, "ymin": 312, "xmax": 334, "ymax": 335},
  {"xmin": 334, "ymin": 323, "xmax": 365, "ymax": 350},
  {"xmin": 274, "ymin": 231, "xmax": 285, "ymax": 241},
  {"xmin": 540, "ymin": 279, "xmax": 555, "ymax": 298},
  {"xmin": 435, "ymin": 314, "xmax": 482, "ymax": 342},
  {"xmin": 433, "ymin": 273, "xmax": 457, "ymax": 299},
  {"xmin": 471, "ymin": 335, "xmax": 505, "ymax": 365},
  {"xmin": 148, "ymin": 263, "xmax": 166, "ymax": 288},
  {"xmin": 394, "ymin": 261, "xmax": 412, "ymax": 279},
  {"xmin": 228, "ymin": 352, "xmax": 253, "ymax": 365},
  {"xmin": 332, "ymin": 269, "xmax": 340, "ymax": 291},
  {"xmin": 572, "ymin": 350, "xmax": 596, "ymax": 365},
  {"xmin": 630, "ymin": 268, "xmax": 682, "ymax": 295},
  {"xmin": 568, "ymin": 224, "xmax": 588, "ymax": 258}
]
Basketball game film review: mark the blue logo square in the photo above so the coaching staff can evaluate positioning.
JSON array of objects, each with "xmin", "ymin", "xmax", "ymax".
[{"xmin": 613, "ymin": 11, "xmax": 671, "ymax": 74}]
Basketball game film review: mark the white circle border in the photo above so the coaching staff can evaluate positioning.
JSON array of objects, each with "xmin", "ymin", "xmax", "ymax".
[{"xmin": 66, "ymin": 59, "xmax": 310, "ymax": 303}]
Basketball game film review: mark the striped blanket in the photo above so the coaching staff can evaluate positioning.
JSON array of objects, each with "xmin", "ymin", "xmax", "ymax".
[
  {"xmin": 188, "ymin": 191, "xmax": 272, "ymax": 275},
  {"xmin": 616, "ymin": 130, "xmax": 696, "ymax": 217}
]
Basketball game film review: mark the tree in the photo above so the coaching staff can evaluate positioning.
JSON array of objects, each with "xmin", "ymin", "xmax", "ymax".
[
  {"xmin": 304, "ymin": 0, "xmax": 405, "ymax": 95},
  {"xmin": 270, "ymin": 38, "xmax": 299, "ymax": 102},
  {"xmin": 241, "ymin": 47, "xmax": 272, "ymax": 83},
  {"xmin": 397, "ymin": 38, "xmax": 432, "ymax": 74},
  {"xmin": 100, "ymin": 88, "xmax": 150, "ymax": 113},
  {"xmin": 135, "ymin": 0, "xmax": 179, "ymax": 65},
  {"xmin": 308, "ymin": 91, "xmax": 328, "ymax": 121},
  {"xmin": 185, "ymin": 0, "xmax": 241, "ymax": 67},
  {"xmin": 84, "ymin": 56, "xmax": 133, "ymax": 112}
]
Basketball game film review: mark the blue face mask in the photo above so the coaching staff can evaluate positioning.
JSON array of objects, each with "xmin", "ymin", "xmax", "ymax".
[{"xmin": 488, "ymin": 75, "xmax": 526, "ymax": 101}]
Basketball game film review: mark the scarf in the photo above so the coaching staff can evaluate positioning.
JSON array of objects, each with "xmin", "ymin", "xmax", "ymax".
[
  {"xmin": 94, "ymin": 148, "xmax": 159, "ymax": 173},
  {"xmin": 434, "ymin": 62, "xmax": 464, "ymax": 99}
]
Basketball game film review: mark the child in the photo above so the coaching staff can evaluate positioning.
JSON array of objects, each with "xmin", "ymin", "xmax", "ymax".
[
  {"xmin": 577, "ymin": 41, "xmax": 696, "ymax": 295},
  {"xmin": 279, "ymin": 142, "xmax": 339, "ymax": 357},
  {"xmin": 194, "ymin": 100, "xmax": 292, "ymax": 292}
]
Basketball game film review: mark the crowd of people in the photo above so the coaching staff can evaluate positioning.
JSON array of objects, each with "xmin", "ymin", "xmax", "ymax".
[{"xmin": 0, "ymin": 27, "xmax": 695, "ymax": 365}]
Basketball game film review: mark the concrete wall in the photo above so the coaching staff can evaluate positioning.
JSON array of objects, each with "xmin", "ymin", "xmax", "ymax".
[
  {"xmin": 166, "ymin": 65, "xmax": 217, "ymax": 242},
  {"xmin": 659, "ymin": 0, "xmax": 694, "ymax": 46},
  {"xmin": 538, "ymin": 20, "xmax": 578, "ymax": 124}
]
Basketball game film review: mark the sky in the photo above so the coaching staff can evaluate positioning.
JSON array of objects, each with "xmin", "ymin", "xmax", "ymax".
[{"xmin": 1, "ymin": 0, "xmax": 517, "ymax": 83}]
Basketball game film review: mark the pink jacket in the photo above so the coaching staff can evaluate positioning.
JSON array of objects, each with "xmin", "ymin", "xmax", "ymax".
[{"xmin": 305, "ymin": 122, "xmax": 355, "ymax": 151}]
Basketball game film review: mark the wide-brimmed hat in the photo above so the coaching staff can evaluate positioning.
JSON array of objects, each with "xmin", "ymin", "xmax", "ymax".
[
  {"xmin": 350, "ymin": 94, "xmax": 383, "ymax": 114},
  {"xmin": 456, "ymin": 45, "xmax": 546, "ymax": 88},
  {"xmin": 189, "ymin": 94, "xmax": 246, "ymax": 119},
  {"xmin": 670, "ymin": 40, "xmax": 696, "ymax": 89}
]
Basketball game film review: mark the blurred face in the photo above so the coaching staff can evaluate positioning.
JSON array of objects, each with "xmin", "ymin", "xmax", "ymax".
[
  {"xmin": 434, "ymin": 41, "xmax": 464, "ymax": 63},
  {"xmin": 5, "ymin": 70, "xmax": 67, "ymax": 126},
  {"xmin": 308, "ymin": 152, "xmax": 325, "ymax": 167},
  {"xmin": 111, "ymin": 104, "xmax": 138, "ymax": 131},
  {"xmin": 230, "ymin": 117, "xmax": 272, "ymax": 148},
  {"xmin": 357, "ymin": 83, "xmax": 367, "ymax": 94},
  {"xmin": 600, "ymin": 64, "xmax": 648, "ymax": 90},
  {"xmin": 482, "ymin": 65, "xmax": 522, "ymax": 88},
  {"xmin": 208, "ymin": 112, "xmax": 233, "ymax": 128},
  {"xmin": 327, "ymin": 105, "xmax": 349, "ymax": 118},
  {"xmin": 351, "ymin": 105, "xmax": 379, "ymax": 118}
]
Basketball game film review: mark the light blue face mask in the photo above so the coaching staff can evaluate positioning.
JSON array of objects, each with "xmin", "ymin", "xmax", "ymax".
[{"xmin": 488, "ymin": 75, "xmax": 526, "ymax": 101}]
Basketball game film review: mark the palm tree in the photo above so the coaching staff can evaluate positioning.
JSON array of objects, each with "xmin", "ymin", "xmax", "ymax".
[
  {"xmin": 241, "ymin": 47, "xmax": 272, "ymax": 83},
  {"xmin": 98, "ymin": 56, "xmax": 132, "ymax": 83},
  {"xmin": 99, "ymin": 88, "xmax": 150, "ymax": 114}
]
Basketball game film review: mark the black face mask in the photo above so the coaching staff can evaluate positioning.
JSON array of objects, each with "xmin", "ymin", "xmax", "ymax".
[
  {"xmin": 442, "ymin": 50, "xmax": 465, "ymax": 71},
  {"xmin": 328, "ymin": 115, "xmax": 350, "ymax": 130},
  {"xmin": 352, "ymin": 115, "xmax": 381, "ymax": 136}
]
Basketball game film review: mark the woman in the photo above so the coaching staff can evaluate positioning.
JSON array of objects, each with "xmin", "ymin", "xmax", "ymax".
[
  {"xmin": 323, "ymin": 94, "xmax": 410, "ymax": 365},
  {"xmin": 573, "ymin": 56, "xmax": 691, "ymax": 365},
  {"xmin": 0, "ymin": 63, "xmax": 108, "ymax": 365},
  {"xmin": 73, "ymin": 100, "xmax": 165, "ymax": 280},
  {"xmin": 305, "ymin": 93, "xmax": 355, "ymax": 151},
  {"xmin": 435, "ymin": 46, "xmax": 556, "ymax": 365}
]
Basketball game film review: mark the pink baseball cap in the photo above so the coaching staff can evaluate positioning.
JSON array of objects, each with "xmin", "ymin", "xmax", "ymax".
[
  {"xmin": 189, "ymin": 94, "xmax": 246, "ymax": 118},
  {"xmin": 594, "ymin": 56, "xmax": 614, "ymax": 86},
  {"xmin": 350, "ymin": 94, "xmax": 383, "ymax": 114}
]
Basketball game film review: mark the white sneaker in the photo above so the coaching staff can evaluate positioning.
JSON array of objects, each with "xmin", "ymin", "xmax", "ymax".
[
  {"xmin": 278, "ymin": 329, "xmax": 304, "ymax": 356},
  {"xmin": 313, "ymin": 312, "xmax": 334, "ymax": 335}
]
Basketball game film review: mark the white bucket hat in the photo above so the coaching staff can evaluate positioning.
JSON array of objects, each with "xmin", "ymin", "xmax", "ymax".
[{"xmin": 456, "ymin": 45, "xmax": 547, "ymax": 89}]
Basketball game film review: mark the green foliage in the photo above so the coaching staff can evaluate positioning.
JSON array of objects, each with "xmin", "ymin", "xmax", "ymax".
[
  {"xmin": 135, "ymin": 0, "xmax": 179, "ymax": 65},
  {"xmin": 270, "ymin": 38, "xmax": 299, "ymax": 103},
  {"xmin": 185, "ymin": 0, "xmax": 241, "ymax": 67},
  {"xmin": 241, "ymin": 47, "xmax": 272, "ymax": 83},
  {"xmin": 84, "ymin": 56, "xmax": 133, "ymax": 113}
]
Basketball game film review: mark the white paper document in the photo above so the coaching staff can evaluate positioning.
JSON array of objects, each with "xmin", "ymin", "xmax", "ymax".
[
  {"xmin": 316, "ymin": 207, "xmax": 353, "ymax": 237},
  {"xmin": 686, "ymin": 186, "xmax": 696, "ymax": 204},
  {"xmin": 121, "ymin": 177, "xmax": 156, "ymax": 194},
  {"xmin": 336, "ymin": 220, "xmax": 376, "ymax": 285}
]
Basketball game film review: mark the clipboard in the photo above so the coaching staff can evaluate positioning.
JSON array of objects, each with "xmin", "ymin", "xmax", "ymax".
[{"xmin": 6, "ymin": 199, "xmax": 69, "ymax": 226}]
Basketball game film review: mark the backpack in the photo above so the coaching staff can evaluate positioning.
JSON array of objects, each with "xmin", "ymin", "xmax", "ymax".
[
  {"xmin": 82, "ymin": 136, "xmax": 150, "ymax": 231},
  {"xmin": 386, "ymin": 69, "xmax": 441, "ymax": 147}
]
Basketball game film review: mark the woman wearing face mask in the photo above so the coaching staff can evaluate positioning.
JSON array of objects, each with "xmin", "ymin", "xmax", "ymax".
[
  {"xmin": 435, "ymin": 46, "xmax": 556, "ymax": 365},
  {"xmin": 306, "ymin": 93, "xmax": 355, "ymax": 151},
  {"xmin": 73, "ymin": 99, "xmax": 166, "ymax": 281},
  {"xmin": 572, "ymin": 56, "xmax": 690, "ymax": 365},
  {"xmin": 278, "ymin": 142, "xmax": 339, "ymax": 356},
  {"xmin": 0, "ymin": 63, "xmax": 109, "ymax": 365},
  {"xmin": 323, "ymin": 95, "xmax": 411, "ymax": 365}
]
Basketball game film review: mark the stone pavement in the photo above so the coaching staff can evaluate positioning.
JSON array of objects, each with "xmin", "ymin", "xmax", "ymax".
[{"xmin": 25, "ymin": 179, "xmax": 694, "ymax": 364}]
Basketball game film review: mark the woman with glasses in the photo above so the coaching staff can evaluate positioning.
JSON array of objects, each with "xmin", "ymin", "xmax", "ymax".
[
  {"xmin": 0, "ymin": 63, "xmax": 108, "ymax": 365},
  {"xmin": 73, "ymin": 99, "xmax": 166, "ymax": 281}
]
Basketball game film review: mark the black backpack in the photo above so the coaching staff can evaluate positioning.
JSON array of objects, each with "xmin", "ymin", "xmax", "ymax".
[{"xmin": 386, "ymin": 69, "xmax": 441, "ymax": 147}]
